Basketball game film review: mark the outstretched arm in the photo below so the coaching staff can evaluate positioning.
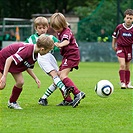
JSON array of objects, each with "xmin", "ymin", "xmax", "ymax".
[
  {"xmin": 55, "ymin": 40, "xmax": 69, "ymax": 48},
  {"xmin": 26, "ymin": 68, "xmax": 41, "ymax": 88}
]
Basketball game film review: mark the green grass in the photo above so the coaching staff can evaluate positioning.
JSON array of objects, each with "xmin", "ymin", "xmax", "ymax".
[{"xmin": 0, "ymin": 62, "xmax": 133, "ymax": 133}]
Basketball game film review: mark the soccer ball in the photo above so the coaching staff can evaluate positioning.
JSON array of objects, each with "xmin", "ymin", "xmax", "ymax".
[{"xmin": 94, "ymin": 80, "xmax": 114, "ymax": 98}]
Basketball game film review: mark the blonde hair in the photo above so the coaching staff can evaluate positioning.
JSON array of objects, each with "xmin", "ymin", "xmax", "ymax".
[
  {"xmin": 50, "ymin": 13, "xmax": 68, "ymax": 30},
  {"xmin": 34, "ymin": 17, "xmax": 49, "ymax": 29},
  {"xmin": 37, "ymin": 34, "xmax": 54, "ymax": 50}
]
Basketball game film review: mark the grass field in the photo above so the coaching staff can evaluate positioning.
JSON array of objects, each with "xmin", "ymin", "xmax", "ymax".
[{"xmin": 0, "ymin": 62, "xmax": 132, "ymax": 133}]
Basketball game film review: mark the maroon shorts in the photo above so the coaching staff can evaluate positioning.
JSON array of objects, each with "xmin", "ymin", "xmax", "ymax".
[
  {"xmin": 59, "ymin": 58, "xmax": 80, "ymax": 71},
  {"xmin": 116, "ymin": 45, "xmax": 132, "ymax": 62}
]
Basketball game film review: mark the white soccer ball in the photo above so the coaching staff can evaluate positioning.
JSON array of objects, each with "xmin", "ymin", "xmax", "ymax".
[{"xmin": 94, "ymin": 80, "xmax": 114, "ymax": 98}]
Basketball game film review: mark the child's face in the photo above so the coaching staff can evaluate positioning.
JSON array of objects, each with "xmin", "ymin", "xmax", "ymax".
[
  {"xmin": 124, "ymin": 14, "xmax": 133, "ymax": 27},
  {"xmin": 35, "ymin": 25, "xmax": 48, "ymax": 35}
]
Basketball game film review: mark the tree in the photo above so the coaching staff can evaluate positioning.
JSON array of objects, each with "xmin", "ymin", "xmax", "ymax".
[
  {"xmin": 0, "ymin": 0, "xmax": 89, "ymax": 18},
  {"xmin": 75, "ymin": 0, "xmax": 133, "ymax": 41}
]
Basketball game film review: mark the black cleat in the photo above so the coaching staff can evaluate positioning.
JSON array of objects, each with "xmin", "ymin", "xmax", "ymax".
[
  {"xmin": 38, "ymin": 98, "xmax": 48, "ymax": 106},
  {"xmin": 57, "ymin": 100, "xmax": 73, "ymax": 106},
  {"xmin": 72, "ymin": 92, "xmax": 85, "ymax": 108}
]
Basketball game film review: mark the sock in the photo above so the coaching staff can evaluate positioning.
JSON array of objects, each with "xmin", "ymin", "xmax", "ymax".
[
  {"xmin": 125, "ymin": 70, "xmax": 130, "ymax": 85},
  {"xmin": 119, "ymin": 70, "xmax": 125, "ymax": 83},
  {"xmin": 9, "ymin": 86, "xmax": 22, "ymax": 103},
  {"xmin": 53, "ymin": 76, "xmax": 66, "ymax": 91},
  {"xmin": 42, "ymin": 83, "xmax": 57, "ymax": 99},
  {"xmin": 63, "ymin": 77, "xmax": 80, "ymax": 95}
]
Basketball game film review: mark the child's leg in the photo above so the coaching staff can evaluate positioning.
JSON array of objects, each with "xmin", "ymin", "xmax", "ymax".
[
  {"xmin": 119, "ymin": 70, "xmax": 125, "ymax": 83},
  {"xmin": 8, "ymin": 73, "xmax": 24, "ymax": 109},
  {"xmin": 125, "ymin": 70, "xmax": 130, "ymax": 85},
  {"xmin": 10, "ymin": 73, "xmax": 24, "ymax": 102},
  {"xmin": 125, "ymin": 61, "xmax": 133, "ymax": 88},
  {"xmin": 60, "ymin": 68, "xmax": 85, "ymax": 107},
  {"xmin": 38, "ymin": 54, "xmax": 73, "ymax": 103},
  {"xmin": 41, "ymin": 83, "xmax": 57, "ymax": 99},
  {"xmin": 9, "ymin": 86, "xmax": 22, "ymax": 103},
  {"xmin": 63, "ymin": 77, "xmax": 80, "ymax": 95},
  {"xmin": 60, "ymin": 68, "xmax": 80, "ymax": 95},
  {"xmin": 118, "ymin": 56, "xmax": 126, "ymax": 89},
  {"xmin": 38, "ymin": 70, "xmax": 73, "ymax": 106}
]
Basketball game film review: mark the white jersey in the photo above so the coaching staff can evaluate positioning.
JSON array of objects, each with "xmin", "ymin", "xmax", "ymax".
[{"xmin": 25, "ymin": 33, "xmax": 59, "ymax": 74}]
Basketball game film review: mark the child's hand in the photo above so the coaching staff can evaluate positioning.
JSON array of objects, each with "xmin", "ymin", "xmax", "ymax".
[
  {"xmin": 0, "ymin": 76, "xmax": 6, "ymax": 89},
  {"xmin": 35, "ymin": 78, "xmax": 41, "ymax": 88},
  {"xmin": 54, "ymin": 43, "xmax": 61, "ymax": 48}
]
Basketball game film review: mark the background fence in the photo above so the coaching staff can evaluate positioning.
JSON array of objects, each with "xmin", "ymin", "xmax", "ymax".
[
  {"xmin": 53, "ymin": 42, "xmax": 117, "ymax": 62},
  {"xmin": 0, "ymin": 18, "xmax": 32, "ymax": 41}
]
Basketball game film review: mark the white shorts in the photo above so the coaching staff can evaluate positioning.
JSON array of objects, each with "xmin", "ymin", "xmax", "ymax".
[{"xmin": 37, "ymin": 53, "xmax": 59, "ymax": 74}]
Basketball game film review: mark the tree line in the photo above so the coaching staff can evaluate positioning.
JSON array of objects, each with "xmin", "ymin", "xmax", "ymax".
[{"xmin": 0, "ymin": 0, "xmax": 132, "ymax": 42}]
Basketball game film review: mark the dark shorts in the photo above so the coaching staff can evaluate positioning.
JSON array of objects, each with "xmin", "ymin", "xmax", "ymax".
[
  {"xmin": 116, "ymin": 45, "xmax": 132, "ymax": 62},
  {"xmin": 59, "ymin": 58, "xmax": 80, "ymax": 71}
]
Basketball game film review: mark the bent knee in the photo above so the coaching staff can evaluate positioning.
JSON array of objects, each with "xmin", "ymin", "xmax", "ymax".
[{"xmin": 16, "ymin": 80, "xmax": 24, "ymax": 87}]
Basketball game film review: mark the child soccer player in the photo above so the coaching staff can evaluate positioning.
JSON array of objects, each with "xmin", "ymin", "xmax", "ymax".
[
  {"xmin": 25, "ymin": 16, "xmax": 74, "ymax": 106},
  {"xmin": 0, "ymin": 34, "xmax": 54, "ymax": 109},
  {"xmin": 50, "ymin": 12, "xmax": 85, "ymax": 108},
  {"xmin": 112, "ymin": 9, "xmax": 133, "ymax": 89}
]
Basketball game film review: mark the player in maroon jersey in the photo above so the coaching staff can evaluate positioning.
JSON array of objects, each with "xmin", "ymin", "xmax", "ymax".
[
  {"xmin": 112, "ymin": 9, "xmax": 133, "ymax": 89},
  {"xmin": 0, "ymin": 34, "xmax": 54, "ymax": 109},
  {"xmin": 50, "ymin": 12, "xmax": 85, "ymax": 108}
]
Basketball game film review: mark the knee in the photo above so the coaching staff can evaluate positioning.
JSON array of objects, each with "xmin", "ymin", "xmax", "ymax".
[
  {"xmin": 16, "ymin": 79, "xmax": 24, "ymax": 88},
  {"xmin": 60, "ymin": 74, "xmax": 66, "ymax": 81},
  {"xmin": 120, "ymin": 64, "xmax": 125, "ymax": 70}
]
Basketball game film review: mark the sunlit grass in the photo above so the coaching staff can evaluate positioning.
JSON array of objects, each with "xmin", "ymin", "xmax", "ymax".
[{"xmin": 0, "ymin": 62, "xmax": 132, "ymax": 133}]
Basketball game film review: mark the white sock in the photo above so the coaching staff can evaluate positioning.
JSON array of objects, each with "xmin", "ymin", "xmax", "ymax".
[
  {"xmin": 42, "ymin": 83, "xmax": 57, "ymax": 99},
  {"xmin": 53, "ymin": 76, "xmax": 66, "ymax": 91}
]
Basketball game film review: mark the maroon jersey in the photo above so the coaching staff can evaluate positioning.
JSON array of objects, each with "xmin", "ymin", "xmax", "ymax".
[
  {"xmin": 57, "ymin": 28, "xmax": 80, "ymax": 61},
  {"xmin": 57, "ymin": 28, "xmax": 80, "ymax": 71},
  {"xmin": 0, "ymin": 42, "xmax": 37, "ymax": 73},
  {"xmin": 112, "ymin": 23, "xmax": 133, "ymax": 46}
]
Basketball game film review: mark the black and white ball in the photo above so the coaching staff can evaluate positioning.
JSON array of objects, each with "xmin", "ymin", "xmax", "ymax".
[{"xmin": 95, "ymin": 80, "xmax": 114, "ymax": 98}]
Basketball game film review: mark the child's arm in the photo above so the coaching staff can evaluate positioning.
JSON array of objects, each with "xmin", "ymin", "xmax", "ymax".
[
  {"xmin": 112, "ymin": 38, "xmax": 117, "ymax": 51},
  {"xmin": 55, "ymin": 40, "xmax": 69, "ymax": 48},
  {"xmin": 26, "ymin": 68, "xmax": 41, "ymax": 88},
  {"xmin": 0, "ymin": 56, "xmax": 13, "ymax": 88}
]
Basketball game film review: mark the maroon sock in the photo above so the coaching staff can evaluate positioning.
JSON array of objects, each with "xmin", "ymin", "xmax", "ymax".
[
  {"xmin": 60, "ymin": 90, "xmax": 72, "ymax": 102},
  {"xmin": 119, "ymin": 70, "xmax": 125, "ymax": 83},
  {"xmin": 125, "ymin": 70, "xmax": 130, "ymax": 85},
  {"xmin": 9, "ymin": 86, "xmax": 22, "ymax": 103},
  {"xmin": 63, "ymin": 77, "xmax": 80, "ymax": 95}
]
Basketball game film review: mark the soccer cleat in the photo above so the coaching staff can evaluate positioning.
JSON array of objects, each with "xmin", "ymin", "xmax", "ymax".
[
  {"xmin": 126, "ymin": 82, "xmax": 133, "ymax": 89},
  {"xmin": 56, "ymin": 100, "xmax": 73, "ymax": 106},
  {"xmin": 120, "ymin": 82, "xmax": 126, "ymax": 89},
  {"xmin": 38, "ymin": 98, "xmax": 48, "ymax": 106},
  {"xmin": 64, "ymin": 86, "xmax": 74, "ymax": 98},
  {"xmin": 72, "ymin": 92, "xmax": 85, "ymax": 108},
  {"xmin": 8, "ymin": 101, "xmax": 22, "ymax": 109}
]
